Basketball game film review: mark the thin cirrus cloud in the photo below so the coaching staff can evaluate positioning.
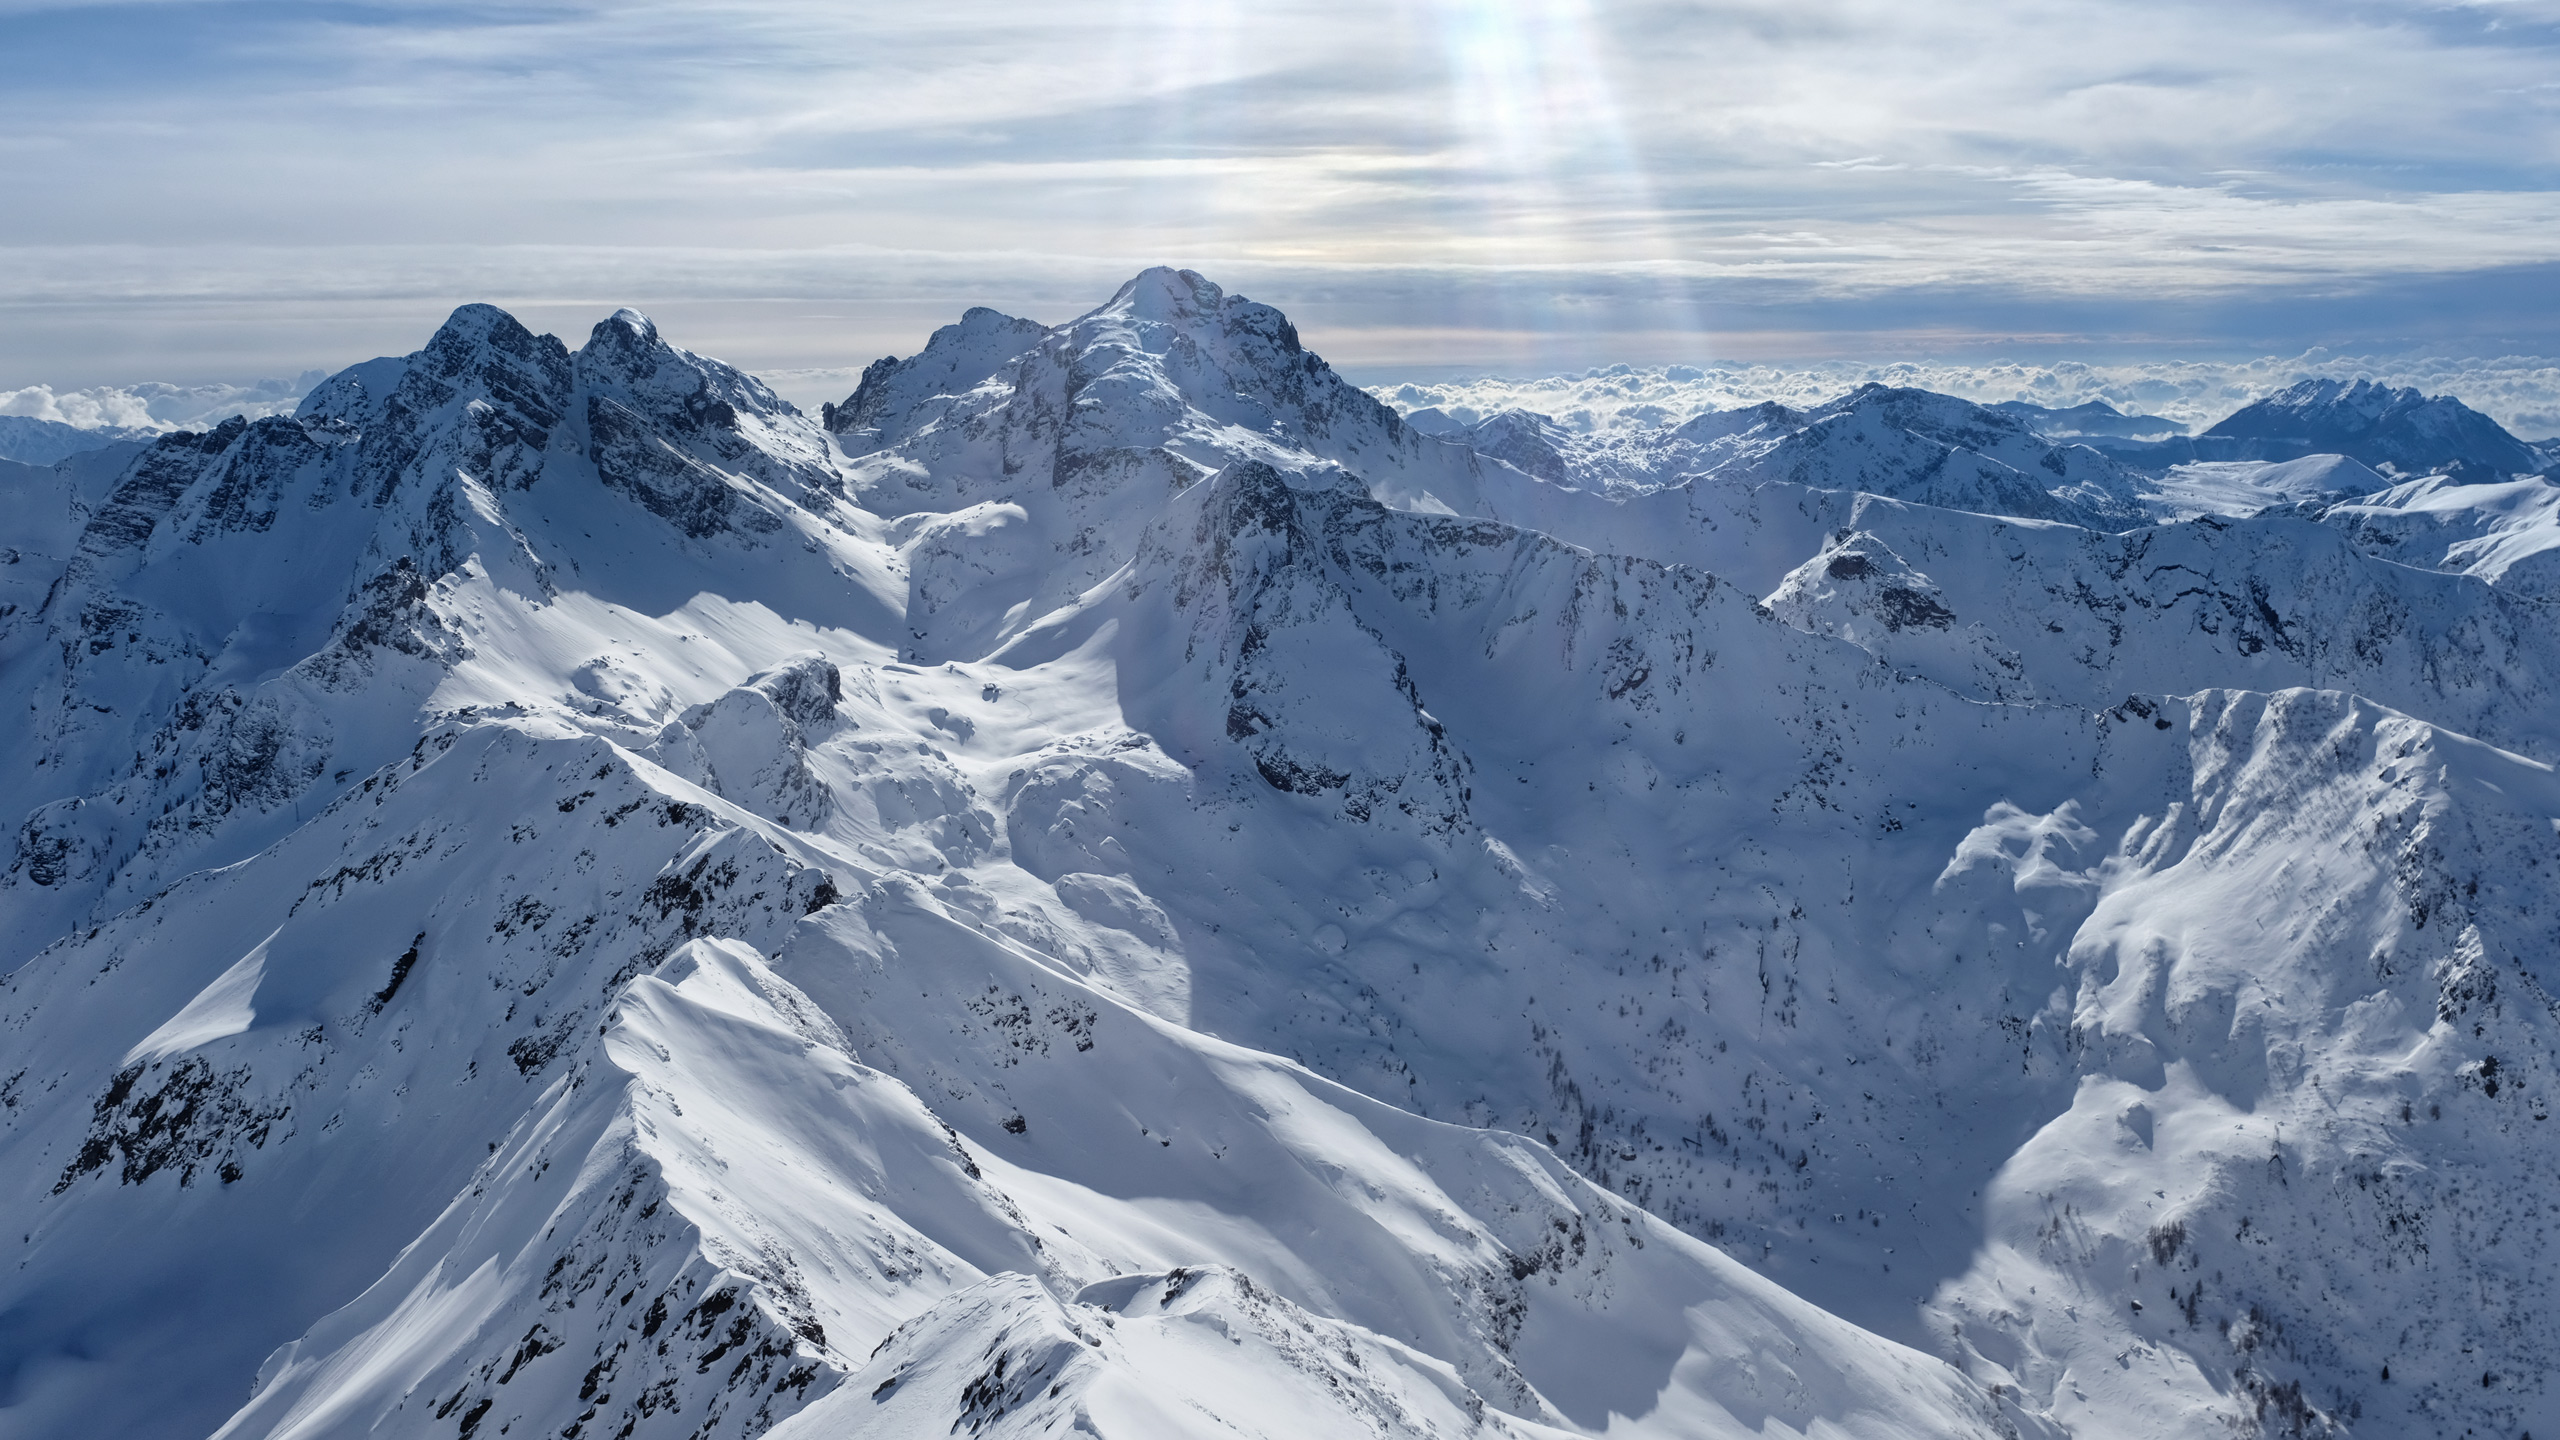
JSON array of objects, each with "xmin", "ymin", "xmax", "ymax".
[{"xmin": 2, "ymin": 0, "xmax": 2558, "ymax": 392}]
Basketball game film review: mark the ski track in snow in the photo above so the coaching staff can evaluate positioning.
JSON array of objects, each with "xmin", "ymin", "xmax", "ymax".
[{"xmin": 3, "ymin": 268, "xmax": 2558, "ymax": 1440}]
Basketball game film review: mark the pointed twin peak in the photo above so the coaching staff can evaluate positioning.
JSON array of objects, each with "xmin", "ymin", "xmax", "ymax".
[{"xmin": 403, "ymin": 303, "xmax": 680, "ymax": 393}]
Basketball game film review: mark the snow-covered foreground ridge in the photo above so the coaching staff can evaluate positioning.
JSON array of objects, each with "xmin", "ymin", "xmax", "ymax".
[{"xmin": 2, "ymin": 269, "xmax": 2557, "ymax": 1440}]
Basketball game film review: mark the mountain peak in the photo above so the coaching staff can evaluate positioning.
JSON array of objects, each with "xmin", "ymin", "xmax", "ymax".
[
  {"xmin": 423, "ymin": 301, "xmax": 552, "ymax": 358},
  {"xmin": 1989, "ymin": 397, "xmax": 2186, "ymax": 442},
  {"xmin": 0, "ymin": 414, "xmax": 159, "ymax": 467},
  {"xmin": 2205, "ymin": 376, "xmax": 2541, "ymax": 478},
  {"xmin": 955, "ymin": 304, "xmax": 1039, "ymax": 330},
  {"xmin": 1071, "ymin": 268, "xmax": 1306, "ymax": 372},
  {"xmin": 410, "ymin": 302, "xmax": 574, "ymax": 421},
  {"xmin": 821, "ymin": 306, "xmax": 1051, "ymax": 441},
  {"xmin": 580, "ymin": 304, "xmax": 682, "ymax": 377},
  {"xmin": 1807, "ymin": 383, "xmax": 2018, "ymax": 429},
  {"xmin": 1104, "ymin": 265, "xmax": 1224, "ymax": 320},
  {"xmin": 2226, "ymin": 376, "xmax": 2411, "ymax": 427},
  {"xmin": 601, "ymin": 307, "xmax": 659, "ymax": 341}
]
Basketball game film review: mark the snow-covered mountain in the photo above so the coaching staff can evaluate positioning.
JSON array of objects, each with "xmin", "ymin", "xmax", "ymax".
[
  {"xmin": 1942, "ymin": 380, "xmax": 2553, "ymax": 486},
  {"xmin": 1406, "ymin": 384, "xmax": 2146, "ymax": 528},
  {"xmin": 2200, "ymin": 378, "xmax": 2548, "ymax": 480},
  {"xmin": 1988, "ymin": 399, "xmax": 2186, "ymax": 443},
  {"xmin": 4, "ymin": 269, "xmax": 2558, "ymax": 1440},
  {"xmin": 817, "ymin": 269, "xmax": 1514, "ymax": 660},
  {"xmin": 0, "ymin": 414, "xmax": 158, "ymax": 467}
]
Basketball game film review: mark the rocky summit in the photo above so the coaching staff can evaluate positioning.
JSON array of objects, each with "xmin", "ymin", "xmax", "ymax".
[{"xmin": 4, "ymin": 269, "xmax": 2560, "ymax": 1440}]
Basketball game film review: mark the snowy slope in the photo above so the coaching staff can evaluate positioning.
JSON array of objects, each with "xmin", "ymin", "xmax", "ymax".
[
  {"xmin": 3, "ymin": 273, "xmax": 2558, "ymax": 1440},
  {"xmin": 1931, "ymin": 688, "xmax": 2560, "ymax": 1440},
  {"xmin": 2139, "ymin": 454, "xmax": 2387, "ymax": 519},
  {"xmin": 0, "ymin": 441, "xmax": 152, "ymax": 641},
  {"xmin": 2320, "ymin": 473, "xmax": 2560, "ymax": 599}
]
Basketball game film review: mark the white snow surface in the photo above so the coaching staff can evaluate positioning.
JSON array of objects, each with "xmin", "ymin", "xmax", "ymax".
[
  {"xmin": 122, "ymin": 928, "xmax": 275, "ymax": 1067},
  {"xmin": 3, "ymin": 268, "xmax": 2557, "ymax": 1440},
  {"xmin": 2140, "ymin": 455, "xmax": 2390, "ymax": 519},
  {"xmin": 2319, "ymin": 473, "xmax": 2560, "ymax": 599}
]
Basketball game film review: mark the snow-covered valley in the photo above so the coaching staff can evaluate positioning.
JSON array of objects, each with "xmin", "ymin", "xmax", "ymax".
[{"xmin": 5, "ymin": 268, "xmax": 2558, "ymax": 1440}]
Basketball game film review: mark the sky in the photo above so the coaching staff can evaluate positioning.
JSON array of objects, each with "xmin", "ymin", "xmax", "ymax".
[{"xmin": 5, "ymin": 0, "xmax": 2560, "ymax": 395}]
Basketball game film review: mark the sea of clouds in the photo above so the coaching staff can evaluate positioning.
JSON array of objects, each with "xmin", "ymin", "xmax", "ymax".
[
  {"xmin": 0, "ymin": 375, "xmax": 325, "ymax": 433},
  {"xmin": 1370, "ymin": 354, "xmax": 2560, "ymax": 440}
]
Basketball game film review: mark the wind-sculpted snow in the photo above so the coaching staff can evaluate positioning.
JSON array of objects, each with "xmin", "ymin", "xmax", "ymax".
[
  {"xmin": 4, "ymin": 273, "xmax": 2559, "ymax": 1440},
  {"xmin": 782, "ymin": 1268, "xmax": 1539, "ymax": 1440}
]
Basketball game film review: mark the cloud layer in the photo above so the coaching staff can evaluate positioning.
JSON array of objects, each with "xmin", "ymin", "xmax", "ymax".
[
  {"xmin": 5, "ymin": 0, "xmax": 2557, "ymax": 382},
  {"xmin": 0, "ymin": 375, "xmax": 323, "ymax": 432}
]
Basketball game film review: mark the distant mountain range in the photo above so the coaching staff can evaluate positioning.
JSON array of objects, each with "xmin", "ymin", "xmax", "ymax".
[
  {"xmin": 1988, "ymin": 397, "xmax": 2187, "ymax": 441},
  {"xmin": 1385, "ymin": 383, "xmax": 2148, "ymax": 528},
  {"xmin": 1407, "ymin": 372, "xmax": 2556, "ymax": 535},
  {"xmin": 0, "ymin": 414, "xmax": 158, "ymax": 466},
  {"xmin": 2052, "ymin": 377, "xmax": 2555, "ymax": 479}
]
